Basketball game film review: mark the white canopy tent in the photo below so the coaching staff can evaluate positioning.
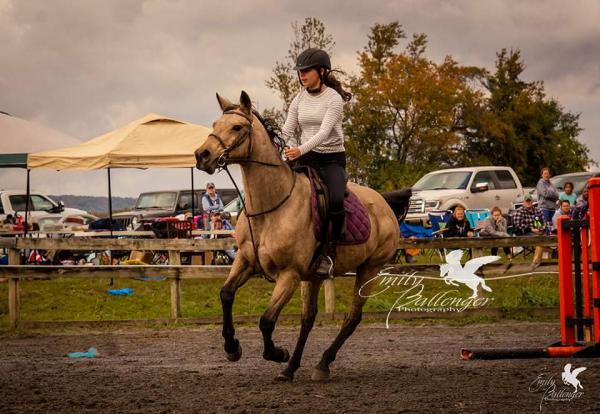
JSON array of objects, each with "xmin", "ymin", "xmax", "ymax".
[{"xmin": 26, "ymin": 113, "xmax": 212, "ymax": 232}]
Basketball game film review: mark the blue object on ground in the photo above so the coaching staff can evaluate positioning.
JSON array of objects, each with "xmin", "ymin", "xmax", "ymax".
[
  {"xmin": 67, "ymin": 347, "xmax": 98, "ymax": 358},
  {"xmin": 0, "ymin": 255, "xmax": 8, "ymax": 265},
  {"xmin": 106, "ymin": 288, "xmax": 134, "ymax": 296}
]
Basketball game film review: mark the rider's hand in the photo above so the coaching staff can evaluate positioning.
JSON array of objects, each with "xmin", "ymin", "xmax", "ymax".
[{"xmin": 284, "ymin": 147, "xmax": 301, "ymax": 160}]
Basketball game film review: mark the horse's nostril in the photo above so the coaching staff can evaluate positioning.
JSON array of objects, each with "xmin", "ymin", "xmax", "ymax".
[{"xmin": 201, "ymin": 150, "xmax": 210, "ymax": 159}]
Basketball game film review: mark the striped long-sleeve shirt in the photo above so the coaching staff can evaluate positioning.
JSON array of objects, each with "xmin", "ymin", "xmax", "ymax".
[{"xmin": 281, "ymin": 87, "xmax": 345, "ymax": 155}]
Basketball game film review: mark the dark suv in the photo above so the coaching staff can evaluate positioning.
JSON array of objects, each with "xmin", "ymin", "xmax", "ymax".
[{"xmin": 112, "ymin": 189, "xmax": 238, "ymax": 230}]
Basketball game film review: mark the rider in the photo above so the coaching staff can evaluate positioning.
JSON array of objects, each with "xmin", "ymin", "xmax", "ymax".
[{"xmin": 282, "ymin": 48, "xmax": 352, "ymax": 277}]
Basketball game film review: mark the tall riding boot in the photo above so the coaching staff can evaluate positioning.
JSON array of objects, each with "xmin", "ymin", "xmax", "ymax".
[{"xmin": 315, "ymin": 210, "xmax": 345, "ymax": 278}]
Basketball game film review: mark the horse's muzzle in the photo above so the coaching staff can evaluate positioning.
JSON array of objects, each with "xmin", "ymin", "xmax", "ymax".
[{"xmin": 195, "ymin": 148, "xmax": 213, "ymax": 172}]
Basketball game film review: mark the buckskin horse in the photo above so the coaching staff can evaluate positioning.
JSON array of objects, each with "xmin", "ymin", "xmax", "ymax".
[{"xmin": 195, "ymin": 91, "xmax": 411, "ymax": 381}]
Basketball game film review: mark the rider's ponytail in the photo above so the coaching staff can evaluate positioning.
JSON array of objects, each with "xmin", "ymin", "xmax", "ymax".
[{"xmin": 322, "ymin": 70, "xmax": 352, "ymax": 102}]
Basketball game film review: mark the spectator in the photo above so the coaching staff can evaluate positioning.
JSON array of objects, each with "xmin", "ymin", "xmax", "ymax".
[
  {"xmin": 559, "ymin": 181, "xmax": 577, "ymax": 206},
  {"xmin": 480, "ymin": 206, "xmax": 511, "ymax": 258},
  {"xmin": 202, "ymin": 182, "xmax": 224, "ymax": 230},
  {"xmin": 445, "ymin": 206, "xmax": 473, "ymax": 237},
  {"xmin": 512, "ymin": 193, "xmax": 546, "ymax": 235},
  {"xmin": 513, "ymin": 193, "xmax": 547, "ymax": 269},
  {"xmin": 552, "ymin": 199, "xmax": 572, "ymax": 232},
  {"xmin": 210, "ymin": 211, "xmax": 236, "ymax": 262},
  {"xmin": 572, "ymin": 183, "xmax": 590, "ymax": 220},
  {"xmin": 536, "ymin": 167, "xmax": 559, "ymax": 225}
]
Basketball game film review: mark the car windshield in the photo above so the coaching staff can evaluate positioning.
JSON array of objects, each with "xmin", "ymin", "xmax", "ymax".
[
  {"xmin": 551, "ymin": 174, "xmax": 591, "ymax": 194},
  {"xmin": 135, "ymin": 192, "xmax": 177, "ymax": 209},
  {"xmin": 412, "ymin": 172, "xmax": 472, "ymax": 191}
]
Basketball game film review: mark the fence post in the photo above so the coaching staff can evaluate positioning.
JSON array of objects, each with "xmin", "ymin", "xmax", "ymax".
[
  {"xmin": 8, "ymin": 248, "xmax": 21, "ymax": 329},
  {"xmin": 324, "ymin": 279, "xmax": 335, "ymax": 316},
  {"xmin": 168, "ymin": 251, "xmax": 182, "ymax": 319}
]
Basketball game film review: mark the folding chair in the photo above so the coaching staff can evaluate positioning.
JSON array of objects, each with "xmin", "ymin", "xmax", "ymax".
[
  {"xmin": 427, "ymin": 210, "xmax": 452, "ymax": 261},
  {"xmin": 464, "ymin": 209, "xmax": 491, "ymax": 236}
]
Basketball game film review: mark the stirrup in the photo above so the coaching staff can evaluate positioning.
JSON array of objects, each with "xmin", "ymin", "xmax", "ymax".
[{"xmin": 315, "ymin": 254, "xmax": 335, "ymax": 278}]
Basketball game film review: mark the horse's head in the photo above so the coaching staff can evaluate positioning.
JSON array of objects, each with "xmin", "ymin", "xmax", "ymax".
[{"xmin": 195, "ymin": 91, "xmax": 254, "ymax": 174}]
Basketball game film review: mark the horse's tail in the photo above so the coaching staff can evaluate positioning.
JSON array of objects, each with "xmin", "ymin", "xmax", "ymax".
[{"xmin": 382, "ymin": 188, "xmax": 412, "ymax": 224}]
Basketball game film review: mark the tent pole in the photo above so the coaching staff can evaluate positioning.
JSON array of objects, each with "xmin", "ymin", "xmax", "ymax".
[
  {"xmin": 190, "ymin": 167, "xmax": 195, "ymax": 239},
  {"xmin": 24, "ymin": 169, "xmax": 30, "ymax": 237},
  {"xmin": 108, "ymin": 168, "xmax": 113, "ymax": 237}
]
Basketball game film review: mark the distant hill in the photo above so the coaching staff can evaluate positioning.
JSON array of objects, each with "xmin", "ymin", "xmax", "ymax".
[{"xmin": 50, "ymin": 195, "xmax": 136, "ymax": 216}]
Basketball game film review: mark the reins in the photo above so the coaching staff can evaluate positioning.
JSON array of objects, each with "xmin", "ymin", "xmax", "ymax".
[{"xmin": 209, "ymin": 108, "xmax": 297, "ymax": 282}]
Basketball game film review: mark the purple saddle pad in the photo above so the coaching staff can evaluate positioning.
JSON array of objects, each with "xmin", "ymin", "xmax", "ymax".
[{"xmin": 308, "ymin": 170, "xmax": 371, "ymax": 245}]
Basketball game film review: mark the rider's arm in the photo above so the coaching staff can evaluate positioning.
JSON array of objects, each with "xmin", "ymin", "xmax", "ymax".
[{"xmin": 281, "ymin": 94, "xmax": 300, "ymax": 145}]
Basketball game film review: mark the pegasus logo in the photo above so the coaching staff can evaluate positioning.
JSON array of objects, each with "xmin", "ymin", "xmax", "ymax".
[
  {"xmin": 439, "ymin": 250, "xmax": 500, "ymax": 299},
  {"xmin": 562, "ymin": 363, "xmax": 586, "ymax": 392}
]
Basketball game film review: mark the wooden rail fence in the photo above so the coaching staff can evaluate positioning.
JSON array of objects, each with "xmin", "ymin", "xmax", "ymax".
[{"xmin": 0, "ymin": 235, "xmax": 558, "ymax": 329}]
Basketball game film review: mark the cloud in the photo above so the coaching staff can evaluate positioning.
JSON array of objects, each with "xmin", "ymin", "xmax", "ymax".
[{"xmin": 1, "ymin": 0, "xmax": 599, "ymax": 197}]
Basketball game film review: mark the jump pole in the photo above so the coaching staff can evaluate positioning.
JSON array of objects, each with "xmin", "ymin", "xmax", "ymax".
[{"xmin": 462, "ymin": 177, "xmax": 600, "ymax": 360}]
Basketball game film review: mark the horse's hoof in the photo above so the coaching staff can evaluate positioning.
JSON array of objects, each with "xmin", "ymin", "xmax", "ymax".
[
  {"xmin": 275, "ymin": 370, "xmax": 294, "ymax": 382},
  {"xmin": 226, "ymin": 343, "xmax": 242, "ymax": 362},
  {"xmin": 280, "ymin": 348, "xmax": 290, "ymax": 363},
  {"xmin": 311, "ymin": 367, "xmax": 330, "ymax": 381}
]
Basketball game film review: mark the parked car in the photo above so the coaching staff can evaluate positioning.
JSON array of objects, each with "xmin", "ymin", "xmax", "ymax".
[
  {"xmin": 405, "ymin": 166, "xmax": 524, "ymax": 226},
  {"xmin": 112, "ymin": 188, "xmax": 239, "ymax": 230},
  {"xmin": 0, "ymin": 190, "xmax": 93, "ymax": 229}
]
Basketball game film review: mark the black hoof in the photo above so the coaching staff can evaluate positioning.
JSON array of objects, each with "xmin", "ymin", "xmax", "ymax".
[
  {"xmin": 225, "ymin": 340, "xmax": 242, "ymax": 362},
  {"xmin": 263, "ymin": 347, "xmax": 290, "ymax": 363},
  {"xmin": 275, "ymin": 369, "xmax": 294, "ymax": 381}
]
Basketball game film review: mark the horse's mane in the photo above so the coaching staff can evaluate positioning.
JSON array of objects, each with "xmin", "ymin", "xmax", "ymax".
[{"xmin": 222, "ymin": 104, "xmax": 286, "ymax": 156}]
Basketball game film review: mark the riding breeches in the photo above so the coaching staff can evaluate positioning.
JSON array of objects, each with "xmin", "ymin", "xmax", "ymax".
[{"xmin": 295, "ymin": 150, "xmax": 347, "ymax": 242}]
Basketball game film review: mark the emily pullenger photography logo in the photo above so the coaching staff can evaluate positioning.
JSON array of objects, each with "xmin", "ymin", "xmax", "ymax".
[
  {"xmin": 359, "ymin": 250, "xmax": 499, "ymax": 328},
  {"xmin": 529, "ymin": 363, "xmax": 587, "ymax": 411}
]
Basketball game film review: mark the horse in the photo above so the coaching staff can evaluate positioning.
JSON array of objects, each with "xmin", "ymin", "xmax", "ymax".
[{"xmin": 195, "ymin": 91, "xmax": 410, "ymax": 381}]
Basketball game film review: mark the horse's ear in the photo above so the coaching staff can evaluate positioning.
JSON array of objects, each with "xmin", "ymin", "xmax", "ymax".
[
  {"xmin": 216, "ymin": 93, "xmax": 233, "ymax": 111},
  {"xmin": 239, "ymin": 90, "xmax": 252, "ymax": 115}
]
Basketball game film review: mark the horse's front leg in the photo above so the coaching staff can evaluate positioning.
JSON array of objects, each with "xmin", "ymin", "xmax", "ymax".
[
  {"xmin": 276, "ymin": 279, "xmax": 323, "ymax": 381},
  {"xmin": 221, "ymin": 255, "xmax": 254, "ymax": 362},
  {"xmin": 260, "ymin": 270, "xmax": 299, "ymax": 364}
]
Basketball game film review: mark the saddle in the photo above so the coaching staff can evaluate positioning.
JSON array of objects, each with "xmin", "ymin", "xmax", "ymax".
[{"xmin": 294, "ymin": 166, "xmax": 371, "ymax": 245}]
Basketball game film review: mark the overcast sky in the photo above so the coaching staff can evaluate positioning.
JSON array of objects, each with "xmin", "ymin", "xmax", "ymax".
[{"xmin": 1, "ymin": 0, "xmax": 599, "ymax": 198}]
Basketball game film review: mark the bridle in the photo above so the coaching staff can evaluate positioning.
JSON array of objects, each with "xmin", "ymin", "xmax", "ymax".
[{"xmin": 207, "ymin": 108, "xmax": 297, "ymax": 281}]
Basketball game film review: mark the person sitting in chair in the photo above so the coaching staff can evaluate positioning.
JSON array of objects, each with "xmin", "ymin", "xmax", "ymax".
[
  {"xmin": 445, "ymin": 206, "xmax": 474, "ymax": 237},
  {"xmin": 281, "ymin": 48, "xmax": 352, "ymax": 278},
  {"xmin": 552, "ymin": 199, "xmax": 572, "ymax": 233}
]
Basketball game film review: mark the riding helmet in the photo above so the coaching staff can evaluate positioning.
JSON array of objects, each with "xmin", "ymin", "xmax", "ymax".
[{"xmin": 294, "ymin": 48, "xmax": 331, "ymax": 71}]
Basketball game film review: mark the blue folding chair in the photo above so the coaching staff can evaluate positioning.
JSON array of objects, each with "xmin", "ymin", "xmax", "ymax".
[
  {"xmin": 427, "ymin": 210, "xmax": 452, "ymax": 261},
  {"xmin": 465, "ymin": 209, "xmax": 491, "ymax": 235},
  {"xmin": 428, "ymin": 210, "xmax": 452, "ymax": 236}
]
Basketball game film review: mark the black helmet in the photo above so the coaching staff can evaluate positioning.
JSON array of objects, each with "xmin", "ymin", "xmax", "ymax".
[{"xmin": 294, "ymin": 48, "xmax": 331, "ymax": 71}]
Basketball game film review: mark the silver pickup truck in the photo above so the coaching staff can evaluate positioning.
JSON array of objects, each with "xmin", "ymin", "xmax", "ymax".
[{"xmin": 405, "ymin": 166, "xmax": 524, "ymax": 226}]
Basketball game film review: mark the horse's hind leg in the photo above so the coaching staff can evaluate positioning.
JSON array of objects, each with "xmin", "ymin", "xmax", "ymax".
[
  {"xmin": 276, "ymin": 279, "xmax": 323, "ymax": 381},
  {"xmin": 221, "ymin": 256, "xmax": 254, "ymax": 362},
  {"xmin": 260, "ymin": 270, "xmax": 300, "ymax": 364},
  {"xmin": 312, "ymin": 264, "xmax": 378, "ymax": 381}
]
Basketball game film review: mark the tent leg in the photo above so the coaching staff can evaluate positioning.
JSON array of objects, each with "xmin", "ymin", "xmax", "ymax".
[
  {"xmin": 108, "ymin": 168, "xmax": 114, "ymax": 286},
  {"xmin": 24, "ymin": 169, "xmax": 30, "ymax": 237},
  {"xmin": 190, "ymin": 168, "xmax": 195, "ymax": 239}
]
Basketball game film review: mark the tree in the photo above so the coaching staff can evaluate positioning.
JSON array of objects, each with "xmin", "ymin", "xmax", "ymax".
[
  {"xmin": 463, "ymin": 49, "xmax": 592, "ymax": 185},
  {"xmin": 264, "ymin": 18, "xmax": 335, "ymax": 145},
  {"xmin": 345, "ymin": 23, "xmax": 485, "ymax": 190}
]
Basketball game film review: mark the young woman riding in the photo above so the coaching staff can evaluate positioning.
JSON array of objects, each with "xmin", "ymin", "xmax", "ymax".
[{"xmin": 282, "ymin": 48, "xmax": 352, "ymax": 277}]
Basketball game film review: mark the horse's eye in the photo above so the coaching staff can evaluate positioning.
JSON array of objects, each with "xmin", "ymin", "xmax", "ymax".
[{"xmin": 232, "ymin": 125, "xmax": 243, "ymax": 131}]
